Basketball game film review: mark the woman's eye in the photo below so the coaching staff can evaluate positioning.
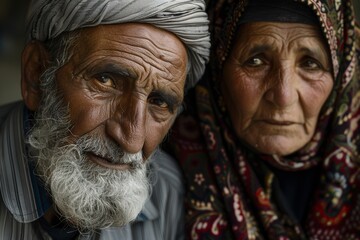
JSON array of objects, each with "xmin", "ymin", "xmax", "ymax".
[
  {"xmin": 244, "ymin": 57, "xmax": 264, "ymax": 67},
  {"xmin": 95, "ymin": 74, "xmax": 115, "ymax": 88},
  {"xmin": 300, "ymin": 58, "xmax": 323, "ymax": 70}
]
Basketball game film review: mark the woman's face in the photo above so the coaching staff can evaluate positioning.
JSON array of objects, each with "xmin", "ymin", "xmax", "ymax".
[{"xmin": 221, "ymin": 22, "xmax": 333, "ymax": 156}]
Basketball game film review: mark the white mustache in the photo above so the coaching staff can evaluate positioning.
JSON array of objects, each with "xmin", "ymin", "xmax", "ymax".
[{"xmin": 76, "ymin": 134, "xmax": 143, "ymax": 166}]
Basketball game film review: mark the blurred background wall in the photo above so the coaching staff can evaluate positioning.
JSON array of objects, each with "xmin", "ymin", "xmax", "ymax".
[
  {"xmin": 0, "ymin": 0, "xmax": 27, "ymax": 105},
  {"xmin": 355, "ymin": 0, "xmax": 360, "ymax": 25},
  {"xmin": 0, "ymin": 0, "xmax": 359, "ymax": 106}
]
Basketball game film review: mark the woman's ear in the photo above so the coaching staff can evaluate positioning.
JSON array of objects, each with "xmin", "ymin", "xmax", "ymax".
[{"xmin": 21, "ymin": 41, "xmax": 50, "ymax": 111}]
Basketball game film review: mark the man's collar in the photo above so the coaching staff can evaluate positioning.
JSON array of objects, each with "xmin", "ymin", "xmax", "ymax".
[
  {"xmin": 136, "ymin": 193, "xmax": 159, "ymax": 222},
  {"xmin": 0, "ymin": 102, "xmax": 46, "ymax": 222}
]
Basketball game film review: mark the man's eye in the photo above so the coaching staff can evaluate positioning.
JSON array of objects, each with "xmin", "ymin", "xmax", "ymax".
[
  {"xmin": 95, "ymin": 74, "xmax": 115, "ymax": 88},
  {"xmin": 148, "ymin": 92, "xmax": 177, "ymax": 114},
  {"xmin": 148, "ymin": 96, "xmax": 169, "ymax": 109}
]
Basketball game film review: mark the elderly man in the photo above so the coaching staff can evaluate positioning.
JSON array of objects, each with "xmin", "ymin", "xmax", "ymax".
[{"xmin": 0, "ymin": 0, "xmax": 210, "ymax": 239}]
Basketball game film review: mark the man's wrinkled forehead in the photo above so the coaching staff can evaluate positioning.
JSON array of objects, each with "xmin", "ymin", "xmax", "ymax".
[{"xmin": 69, "ymin": 24, "xmax": 188, "ymax": 83}]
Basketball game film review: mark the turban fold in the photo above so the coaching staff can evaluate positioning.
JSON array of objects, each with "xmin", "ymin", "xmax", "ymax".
[{"xmin": 26, "ymin": 0, "xmax": 210, "ymax": 87}]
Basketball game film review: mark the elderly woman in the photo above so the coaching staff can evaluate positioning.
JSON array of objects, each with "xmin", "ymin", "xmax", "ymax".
[
  {"xmin": 0, "ymin": 0, "xmax": 210, "ymax": 239},
  {"xmin": 167, "ymin": 0, "xmax": 360, "ymax": 239}
]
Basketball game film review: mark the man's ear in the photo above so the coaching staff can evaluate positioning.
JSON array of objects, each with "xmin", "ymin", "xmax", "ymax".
[{"xmin": 21, "ymin": 41, "xmax": 50, "ymax": 111}]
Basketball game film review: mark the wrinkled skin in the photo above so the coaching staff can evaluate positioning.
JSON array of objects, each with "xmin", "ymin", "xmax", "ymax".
[
  {"xmin": 24, "ymin": 23, "xmax": 188, "ymax": 168},
  {"xmin": 221, "ymin": 22, "xmax": 333, "ymax": 156}
]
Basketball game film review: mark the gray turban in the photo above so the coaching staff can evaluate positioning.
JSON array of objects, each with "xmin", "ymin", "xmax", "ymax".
[{"xmin": 26, "ymin": 0, "xmax": 210, "ymax": 87}]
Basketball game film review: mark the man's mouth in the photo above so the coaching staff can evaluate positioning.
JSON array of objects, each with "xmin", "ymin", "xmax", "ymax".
[{"xmin": 86, "ymin": 152, "xmax": 132, "ymax": 170}]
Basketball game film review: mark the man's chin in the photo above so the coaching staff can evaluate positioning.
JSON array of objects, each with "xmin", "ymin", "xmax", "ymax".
[
  {"xmin": 48, "ymin": 162, "xmax": 149, "ymax": 230},
  {"xmin": 53, "ymin": 186, "xmax": 148, "ymax": 231}
]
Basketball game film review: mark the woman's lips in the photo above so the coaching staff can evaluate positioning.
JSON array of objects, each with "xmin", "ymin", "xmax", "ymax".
[
  {"xmin": 86, "ymin": 152, "xmax": 131, "ymax": 170},
  {"xmin": 262, "ymin": 119, "xmax": 295, "ymax": 125}
]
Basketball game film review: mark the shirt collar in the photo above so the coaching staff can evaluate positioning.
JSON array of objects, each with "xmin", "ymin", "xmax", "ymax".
[
  {"xmin": 136, "ymin": 191, "xmax": 159, "ymax": 221},
  {"xmin": 0, "ymin": 102, "xmax": 45, "ymax": 222}
]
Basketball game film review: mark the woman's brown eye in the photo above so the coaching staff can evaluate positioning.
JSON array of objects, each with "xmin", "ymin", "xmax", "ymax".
[
  {"xmin": 301, "ymin": 58, "xmax": 322, "ymax": 71},
  {"xmin": 245, "ymin": 57, "xmax": 264, "ymax": 67},
  {"xmin": 96, "ymin": 74, "xmax": 115, "ymax": 88}
]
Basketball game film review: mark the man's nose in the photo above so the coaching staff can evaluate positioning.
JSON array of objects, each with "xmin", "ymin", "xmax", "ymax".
[
  {"xmin": 264, "ymin": 65, "xmax": 298, "ymax": 108},
  {"xmin": 105, "ymin": 98, "xmax": 146, "ymax": 154}
]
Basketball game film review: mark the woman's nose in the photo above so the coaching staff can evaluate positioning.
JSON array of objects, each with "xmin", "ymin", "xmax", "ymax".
[
  {"xmin": 105, "ymin": 98, "xmax": 146, "ymax": 154},
  {"xmin": 264, "ymin": 65, "xmax": 298, "ymax": 108}
]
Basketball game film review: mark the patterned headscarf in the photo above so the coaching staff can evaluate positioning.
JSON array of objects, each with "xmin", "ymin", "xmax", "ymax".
[
  {"xmin": 168, "ymin": 0, "xmax": 360, "ymax": 239},
  {"xmin": 25, "ymin": 0, "xmax": 211, "ymax": 88}
]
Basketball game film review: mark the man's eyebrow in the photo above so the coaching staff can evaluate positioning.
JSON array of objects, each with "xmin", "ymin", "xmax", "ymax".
[{"xmin": 98, "ymin": 63, "xmax": 137, "ymax": 79}]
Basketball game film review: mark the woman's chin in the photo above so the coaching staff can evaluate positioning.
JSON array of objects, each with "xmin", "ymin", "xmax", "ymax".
[{"xmin": 244, "ymin": 136, "xmax": 308, "ymax": 157}]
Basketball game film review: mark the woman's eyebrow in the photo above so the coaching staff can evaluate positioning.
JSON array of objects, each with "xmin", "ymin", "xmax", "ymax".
[
  {"xmin": 246, "ymin": 44, "xmax": 273, "ymax": 56},
  {"xmin": 298, "ymin": 46, "xmax": 326, "ymax": 57}
]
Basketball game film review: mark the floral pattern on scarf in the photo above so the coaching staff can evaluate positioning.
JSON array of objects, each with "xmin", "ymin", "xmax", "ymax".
[{"xmin": 168, "ymin": 0, "xmax": 360, "ymax": 239}]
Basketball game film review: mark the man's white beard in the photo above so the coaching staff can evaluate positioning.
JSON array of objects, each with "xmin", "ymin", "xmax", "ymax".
[{"xmin": 27, "ymin": 70, "xmax": 150, "ymax": 230}]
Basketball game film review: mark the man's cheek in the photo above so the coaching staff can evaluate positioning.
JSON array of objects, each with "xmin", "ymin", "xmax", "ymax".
[
  {"xmin": 143, "ymin": 121, "xmax": 172, "ymax": 158},
  {"xmin": 68, "ymin": 104, "xmax": 109, "ymax": 137}
]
